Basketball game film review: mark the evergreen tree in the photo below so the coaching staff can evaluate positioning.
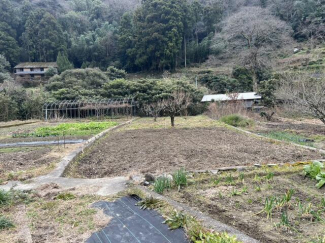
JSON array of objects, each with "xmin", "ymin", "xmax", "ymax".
[
  {"xmin": 38, "ymin": 13, "xmax": 66, "ymax": 61},
  {"xmin": 133, "ymin": 0, "xmax": 186, "ymax": 71},
  {"xmin": 118, "ymin": 13, "xmax": 136, "ymax": 71},
  {"xmin": 0, "ymin": 32, "xmax": 20, "ymax": 66},
  {"xmin": 57, "ymin": 52, "xmax": 73, "ymax": 73},
  {"xmin": 23, "ymin": 11, "xmax": 65, "ymax": 62}
]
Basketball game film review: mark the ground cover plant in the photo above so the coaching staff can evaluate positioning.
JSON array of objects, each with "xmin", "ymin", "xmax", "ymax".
[
  {"xmin": 164, "ymin": 164, "xmax": 325, "ymax": 243},
  {"xmin": 66, "ymin": 116, "xmax": 323, "ymax": 179},
  {"xmin": 12, "ymin": 121, "xmax": 118, "ymax": 138}
]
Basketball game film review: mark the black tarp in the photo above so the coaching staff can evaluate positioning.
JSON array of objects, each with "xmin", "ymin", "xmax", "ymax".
[{"xmin": 87, "ymin": 196, "xmax": 189, "ymax": 243}]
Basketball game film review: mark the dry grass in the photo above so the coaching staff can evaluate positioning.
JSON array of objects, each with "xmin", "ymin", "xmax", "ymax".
[
  {"xmin": 120, "ymin": 115, "xmax": 222, "ymax": 131},
  {"xmin": 0, "ymin": 188, "xmax": 118, "ymax": 243}
]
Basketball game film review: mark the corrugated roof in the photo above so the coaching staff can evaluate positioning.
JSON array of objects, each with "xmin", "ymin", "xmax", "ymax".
[
  {"xmin": 201, "ymin": 92, "xmax": 262, "ymax": 102},
  {"xmin": 14, "ymin": 62, "xmax": 58, "ymax": 68}
]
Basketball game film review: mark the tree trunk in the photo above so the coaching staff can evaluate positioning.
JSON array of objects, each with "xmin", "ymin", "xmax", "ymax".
[
  {"xmin": 252, "ymin": 71, "xmax": 258, "ymax": 92},
  {"xmin": 170, "ymin": 115, "xmax": 175, "ymax": 127},
  {"xmin": 184, "ymin": 36, "xmax": 187, "ymax": 68},
  {"xmin": 154, "ymin": 115, "xmax": 157, "ymax": 122}
]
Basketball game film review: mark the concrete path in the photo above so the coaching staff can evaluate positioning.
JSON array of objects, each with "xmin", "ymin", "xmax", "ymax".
[{"xmin": 0, "ymin": 119, "xmax": 136, "ymax": 196}]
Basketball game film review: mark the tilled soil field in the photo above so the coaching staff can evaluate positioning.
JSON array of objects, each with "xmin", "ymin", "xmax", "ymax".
[
  {"xmin": 71, "ymin": 127, "xmax": 323, "ymax": 178},
  {"xmin": 0, "ymin": 147, "xmax": 54, "ymax": 173}
]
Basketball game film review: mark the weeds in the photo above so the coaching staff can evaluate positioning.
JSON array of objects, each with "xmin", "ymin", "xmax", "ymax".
[
  {"xmin": 173, "ymin": 169, "xmax": 187, "ymax": 191},
  {"xmin": 164, "ymin": 210, "xmax": 187, "ymax": 229},
  {"xmin": 226, "ymin": 174, "xmax": 234, "ymax": 185},
  {"xmin": 0, "ymin": 190, "xmax": 11, "ymax": 206},
  {"xmin": 0, "ymin": 216, "xmax": 14, "ymax": 230},
  {"xmin": 55, "ymin": 193, "xmax": 76, "ymax": 201},
  {"xmin": 154, "ymin": 177, "xmax": 171, "ymax": 194},
  {"xmin": 137, "ymin": 197, "xmax": 164, "ymax": 210},
  {"xmin": 230, "ymin": 188, "xmax": 241, "ymax": 196}
]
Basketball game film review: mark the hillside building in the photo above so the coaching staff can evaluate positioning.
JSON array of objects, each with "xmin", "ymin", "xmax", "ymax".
[
  {"xmin": 14, "ymin": 62, "xmax": 58, "ymax": 82},
  {"xmin": 201, "ymin": 92, "xmax": 262, "ymax": 109}
]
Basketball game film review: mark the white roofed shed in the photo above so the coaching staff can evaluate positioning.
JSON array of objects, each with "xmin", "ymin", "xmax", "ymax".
[{"xmin": 201, "ymin": 92, "xmax": 262, "ymax": 108}]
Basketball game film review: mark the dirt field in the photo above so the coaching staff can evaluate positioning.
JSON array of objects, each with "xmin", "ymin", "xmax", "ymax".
[
  {"xmin": 0, "ymin": 144, "xmax": 81, "ymax": 182},
  {"xmin": 165, "ymin": 165, "xmax": 325, "ymax": 243},
  {"xmin": 70, "ymin": 126, "xmax": 323, "ymax": 178}
]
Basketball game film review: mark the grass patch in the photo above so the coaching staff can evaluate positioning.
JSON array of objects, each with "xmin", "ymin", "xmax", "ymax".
[
  {"xmin": 220, "ymin": 114, "xmax": 254, "ymax": 128},
  {"xmin": 263, "ymin": 131, "xmax": 314, "ymax": 147},
  {"xmin": 0, "ymin": 216, "xmax": 14, "ymax": 230},
  {"xmin": 12, "ymin": 121, "xmax": 118, "ymax": 138}
]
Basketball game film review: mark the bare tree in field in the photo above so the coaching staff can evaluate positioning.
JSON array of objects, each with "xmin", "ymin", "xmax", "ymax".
[
  {"xmin": 143, "ymin": 101, "xmax": 165, "ymax": 122},
  {"xmin": 213, "ymin": 7, "xmax": 293, "ymax": 91},
  {"xmin": 162, "ymin": 91, "xmax": 192, "ymax": 127},
  {"xmin": 276, "ymin": 73, "xmax": 325, "ymax": 124}
]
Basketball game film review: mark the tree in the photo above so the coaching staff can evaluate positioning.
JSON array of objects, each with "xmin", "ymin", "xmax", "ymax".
[
  {"xmin": 46, "ymin": 68, "xmax": 108, "ymax": 100},
  {"xmin": 143, "ymin": 101, "xmax": 165, "ymax": 122},
  {"xmin": 118, "ymin": 12, "xmax": 136, "ymax": 71},
  {"xmin": 161, "ymin": 91, "xmax": 192, "ymax": 127},
  {"xmin": 22, "ymin": 11, "xmax": 66, "ymax": 62},
  {"xmin": 45, "ymin": 66, "xmax": 58, "ymax": 77},
  {"xmin": 258, "ymin": 79, "xmax": 277, "ymax": 121},
  {"xmin": 132, "ymin": 0, "xmax": 185, "ymax": 71},
  {"xmin": 0, "ymin": 32, "xmax": 19, "ymax": 66},
  {"xmin": 57, "ymin": 52, "xmax": 73, "ymax": 73},
  {"xmin": 0, "ymin": 55, "xmax": 12, "ymax": 83},
  {"xmin": 213, "ymin": 7, "xmax": 293, "ymax": 91},
  {"xmin": 276, "ymin": 73, "xmax": 325, "ymax": 124}
]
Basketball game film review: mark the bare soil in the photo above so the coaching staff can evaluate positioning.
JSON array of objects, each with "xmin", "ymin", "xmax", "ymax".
[
  {"xmin": 0, "ymin": 144, "xmax": 82, "ymax": 181},
  {"xmin": 0, "ymin": 147, "xmax": 53, "ymax": 173},
  {"xmin": 72, "ymin": 127, "xmax": 323, "ymax": 178},
  {"xmin": 165, "ymin": 166, "xmax": 325, "ymax": 243}
]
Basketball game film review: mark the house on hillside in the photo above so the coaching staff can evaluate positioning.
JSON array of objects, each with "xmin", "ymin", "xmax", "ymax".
[
  {"xmin": 14, "ymin": 62, "xmax": 58, "ymax": 83},
  {"xmin": 201, "ymin": 92, "xmax": 262, "ymax": 109}
]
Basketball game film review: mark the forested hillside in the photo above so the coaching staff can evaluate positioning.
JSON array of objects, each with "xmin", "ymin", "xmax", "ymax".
[
  {"xmin": 0, "ymin": 0, "xmax": 324, "ymax": 122},
  {"xmin": 1, "ymin": 0, "xmax": 324, "ymax": 71}
]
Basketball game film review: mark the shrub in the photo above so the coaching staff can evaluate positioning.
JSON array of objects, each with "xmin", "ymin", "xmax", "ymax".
[
  {"xmin": 220, "ymin": 114, "xmax": 254, "ymax": 127},
  {"xmin": 106, "ymin": 66, "xmax": 127, "ymax": 80},
  {"xmin": 0, "ymin": 216, "xmax": 14, "ymax": 230}
]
